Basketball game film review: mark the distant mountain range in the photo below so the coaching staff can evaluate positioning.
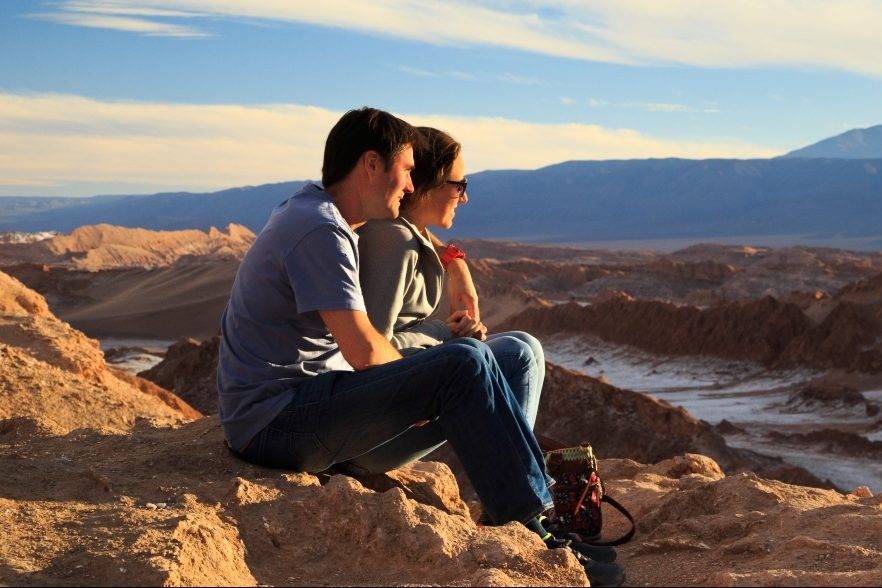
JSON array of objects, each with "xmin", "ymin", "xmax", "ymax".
[
  {"xmin": 2, "ymin": 127, "xmax": 881, "ymax": 244},
  {"xmin": 783, "ymin": 124, "xmax": 882, "ymax": 159}
]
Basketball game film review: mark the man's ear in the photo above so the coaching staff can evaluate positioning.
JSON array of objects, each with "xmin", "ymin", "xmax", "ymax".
[{"xmin": 361, "ymin": 150, "xmax": 383, "ymax": 179}]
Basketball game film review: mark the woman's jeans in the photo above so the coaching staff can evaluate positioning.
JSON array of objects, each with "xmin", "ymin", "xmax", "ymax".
[
  {"xmin": 238, "ymin": 335, "xmax": 551, "ymax": 525},
  {"xmin": 485, "ymin": 330, "xmax": 545, "ymax": 427}
]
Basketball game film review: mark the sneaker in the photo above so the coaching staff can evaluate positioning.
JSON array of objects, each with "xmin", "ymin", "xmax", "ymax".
[
  {"xmin": 581, "ymin": 558, "xmax": 626, "ymax": 587},
  {"xmin": 545, "ymin": 534, "xmax": 624, "ymax": 586},
  {"xmin": 543, "ymin": 533, "xmax": 617, "ymax": 563},
  {"xmin": 567, "ymin": 537, "xmax": 617, "ymax": 563}
]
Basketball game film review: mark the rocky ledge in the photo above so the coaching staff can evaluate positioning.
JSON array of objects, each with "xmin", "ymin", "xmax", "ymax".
[{"xmin": 2, "ymin": 268, "xmax": 882, "ymax": 586}]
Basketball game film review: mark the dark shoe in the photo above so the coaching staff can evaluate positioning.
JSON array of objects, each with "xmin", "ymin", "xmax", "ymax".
[
  {"xmin": 582, "ymin": 559, "xmax": 625, "ymax": 587},
  {"xmin": 568, "ymin": 537, "xmax": 617, "ymax": 563},
  {"xmin": 545, "ymin": 530, "xmax": 617, "ymax": 563},
  {"xmin": 545, "ymin": 535, "xmax": 624, "ymax": 586}
]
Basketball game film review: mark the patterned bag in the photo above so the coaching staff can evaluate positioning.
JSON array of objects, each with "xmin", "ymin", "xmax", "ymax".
[{"xmin": 542, "ymin": 442, "xmax": 635, "ymax": 546}]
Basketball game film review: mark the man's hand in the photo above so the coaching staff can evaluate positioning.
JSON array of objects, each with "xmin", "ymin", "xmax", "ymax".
[
  {"xmin": 447, "ymin": 309, "xmax": 488, "ymax": 341},
  {"xmin": 319, "ymin": 309, "xmax": 402, "ymax": 370},
  {"xmin": 446, "ymin": 257, "xmax": 480, "ymax": 322}
]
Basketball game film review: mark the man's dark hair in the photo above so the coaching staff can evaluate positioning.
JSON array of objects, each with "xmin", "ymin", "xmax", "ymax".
[{"xmin": 321, "ymin": 107, "xmax": 422, "ymax": 188}]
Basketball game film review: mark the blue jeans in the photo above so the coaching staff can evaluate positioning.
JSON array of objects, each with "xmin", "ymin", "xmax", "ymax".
[
  {"xmin": 485, "ymin": 330, "xmax": 545, "ymax": 427},
  {"xmin": 239, "ymin": 337, "xmax": 553, "ymax": 525},
  {"xmin": 332, "ymin": 330, "xmax": 546, "ymax": 477}
]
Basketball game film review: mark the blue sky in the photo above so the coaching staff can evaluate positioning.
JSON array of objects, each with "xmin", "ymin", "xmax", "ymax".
[{"xmin": 2, "ymin": 0, "xmax": 881, "ymax": 196}]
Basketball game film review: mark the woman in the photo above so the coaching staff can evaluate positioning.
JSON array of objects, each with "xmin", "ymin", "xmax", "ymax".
[{"xmin": 346, "ymin": 126, "xmax": 546, "ymax": 474}]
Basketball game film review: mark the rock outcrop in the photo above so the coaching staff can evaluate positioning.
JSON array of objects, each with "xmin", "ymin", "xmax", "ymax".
[
  {"xmin": 0, "ymin": 270, "xmax": 199, "ymax": 434},
  {"xmin": 0, "ymin": 223, "xmax": 254, "ymax": 271},
  {"xmin": 604, "ymin": 454, "xmax": 882, "ymax": 586},
  {"xmin": 139, "ymin": 336, "xmax": 220, "ymax": 414},
  {"xmin": 3, "ymin": 270, "xmax": 882, "ymax": 585},
  {"xmin": 0, "ymin": 270, "xmax": 588, "ymax": 586},
  {"xmin": 502, "ymin": 295, "xmax": 882, "ymax": 373},
  {"xmin": 784, "ymin": 383, "xmax": 880, "ymax": 417},
  {"xmin": 0, "ymin": 417, "xmax": 587, "ymax": 587},
  {"xmin": 501, "ymin": 296, "xmax": 813, "ymax": 365}
]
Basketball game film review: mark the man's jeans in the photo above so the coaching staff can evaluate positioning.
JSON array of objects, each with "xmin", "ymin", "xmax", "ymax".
[
  {"xmin": 337, "ymin": 330, "xmax": 546, "ymax": 475},
  {"xmin": 238, "ymin": 337, "xmax": 553, "ymax": 525}
]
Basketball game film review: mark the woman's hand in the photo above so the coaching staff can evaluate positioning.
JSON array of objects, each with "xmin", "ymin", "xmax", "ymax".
[{"xmin": 447, "ymin": 309, "xmax": 488, "ymax": 341}]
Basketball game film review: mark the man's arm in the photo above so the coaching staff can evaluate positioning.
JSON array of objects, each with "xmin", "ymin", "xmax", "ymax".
[
  {"xmin": 283, "ymin": 225, "xmax": 401, "ymax": 370},
  {"xmin": 319, "ymin": 309, "xmax": 402, "ymax": 370},
  {"xmin": 427, "ymin": 232, "xmax": 480, "ymax": 322}
]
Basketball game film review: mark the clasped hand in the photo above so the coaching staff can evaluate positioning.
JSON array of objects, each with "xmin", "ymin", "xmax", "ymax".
[{"xmin": 446, "ymin": 309, "xmax": 487, "ymax": 341}]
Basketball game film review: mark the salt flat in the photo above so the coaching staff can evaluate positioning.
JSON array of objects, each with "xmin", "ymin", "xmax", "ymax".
[{"xmin": 544, "ymin": 334, "xmax": 881, "ymax": 491}]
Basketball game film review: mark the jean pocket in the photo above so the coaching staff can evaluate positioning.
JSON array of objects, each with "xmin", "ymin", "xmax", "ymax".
[
  {"xmin": 256, "ymin": 427, "xmax": 332, "ymax": 472},
  {"xmin": 291, "ymin": 432, "xmax": 333, "ymax": 473}
]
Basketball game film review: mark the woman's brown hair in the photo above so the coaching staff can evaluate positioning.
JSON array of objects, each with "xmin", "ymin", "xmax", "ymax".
[{"xmin": 401, "ymin": 127, "xmax": 461, "ymax": 211}]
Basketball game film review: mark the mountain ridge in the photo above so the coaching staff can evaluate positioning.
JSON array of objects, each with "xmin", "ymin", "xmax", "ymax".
[
  {"xmin": 4, "ymin": 158, "xmax": 882, "ymax": 245},
  {"xmin": 783, "ymin": 124, "xmax": 882, "ymax": 159}
]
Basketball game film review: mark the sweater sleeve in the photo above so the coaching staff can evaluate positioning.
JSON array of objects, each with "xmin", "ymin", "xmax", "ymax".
[
  {"xmin": 391, "ymin": 318, "xmax": 454, "ymax": 352},
  {"xmin": 358, "ymin": 222, "xmax": 415, "ymax": 340}
]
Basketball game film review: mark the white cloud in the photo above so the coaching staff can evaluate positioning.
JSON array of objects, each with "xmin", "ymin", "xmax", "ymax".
[
  {"xmin": 637, "ymin": 102, "xmax": 690, "ymax": 113},
  {"xmin": 30, "ymin": 10, "xmax": 209, "ymax": 37},
  {"xmin": 586, "ymin": 98, "xmax": 718, "ymax": 114},
  {"xmin": 26, "ymin": 1, "xmax": 882, "ymax": 76},
  {"xmin": 397, "ymin": 65, "xmax": 437, "ymax": 77},
  {"xmin": 495, "ymin": 73, "xmax": 546, "ymax": 85},
  {"xmin": 396, "ymin": 66, "xmax": 538, "ymax": 84},
  {"xmin": 559, "ymin": 97, "xmax": 576, "ymax": 105},
  {"xmin": 0, "ymin": 92, "xmax": 781, "ymax": 196},
  {"xmin": 61, "ymin": 0, "xmax": 204, "ymax": 18}
]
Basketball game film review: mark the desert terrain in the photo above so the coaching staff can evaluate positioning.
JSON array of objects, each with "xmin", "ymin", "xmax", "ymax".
[{"xmin": 2, "ymin": 224, "xmax": 882, "ymax": 585}]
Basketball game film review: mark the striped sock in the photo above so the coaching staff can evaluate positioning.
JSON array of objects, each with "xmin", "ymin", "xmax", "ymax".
[{"xmin": 524, "ymin": 516, "xmax": 554, "ymax": 543}]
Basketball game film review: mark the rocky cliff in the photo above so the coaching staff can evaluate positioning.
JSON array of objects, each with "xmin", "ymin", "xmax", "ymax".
[
  {"xmin": 501, "ymin": 292, "xmax": 882, "ymax": 373},
  {"xmin": 0, "ymin": 223, "xmax": 254, "ymax": 271}
]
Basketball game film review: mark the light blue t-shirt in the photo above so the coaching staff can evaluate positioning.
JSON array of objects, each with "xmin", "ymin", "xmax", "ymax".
[{"xmin": 217, "ymin": 183, "xmax": 365, "ymax": 450}]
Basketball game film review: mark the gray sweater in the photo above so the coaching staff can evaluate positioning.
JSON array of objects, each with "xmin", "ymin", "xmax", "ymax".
[{"xmin": 357, "ymin": 217, "xmax": 453, "ymax": 352}]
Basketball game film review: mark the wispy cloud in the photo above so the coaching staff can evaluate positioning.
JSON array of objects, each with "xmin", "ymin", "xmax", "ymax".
[
  {"xmin": 25, "ymin": 1, "xmax": 882, "ymax": 76},
  {"xmin": 396, "ymin": 65, "xmax": 437, "ymax": 78},
  {"xmin": 495, "ymin": 73, "xmax": 545, "ymax": 86},
  {"xmin": 587, "ymin": 98, "xmax": 720, "ymax": 114},
  {"xmin": 396, "ymin": 66, "xmax": 538, "ymax": 85},
  {"xmin": 29, "ymin": 11, "xmax": 209, "ymax": 37},
  {"xmin": 396, "ymin": 66, "xmax": 474, "ymax": 80},
  {"xmin": 60, "ymin": 0, "xmax": 204, "ymax": 18},
  {"xmin": 0, "ymin": 92, "xmax": 781, "ymax": 196}
]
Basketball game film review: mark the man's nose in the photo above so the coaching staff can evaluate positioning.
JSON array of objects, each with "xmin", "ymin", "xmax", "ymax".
[
  {"xmin": 405, "ymin": 178, "xmax": 414, "ymax": 194},
  {"xmin": 461, "ymin": 190, "xmax": 469, "ymax": 204}
]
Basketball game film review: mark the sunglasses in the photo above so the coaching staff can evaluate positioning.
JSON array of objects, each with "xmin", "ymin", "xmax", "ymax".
[{"xmin": 446, "ymin": 178, "xmax": 468, "ymax": 197}]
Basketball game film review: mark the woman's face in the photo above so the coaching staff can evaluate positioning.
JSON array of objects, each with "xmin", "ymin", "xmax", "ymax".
[{"xmin": 424, "ymin": 153, "xmax": 467, "ymax": 230}]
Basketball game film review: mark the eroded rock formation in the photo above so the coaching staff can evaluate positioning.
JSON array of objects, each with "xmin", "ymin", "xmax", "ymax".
[{"xmin": 0, "ymin": 223, "xmax": 254, "ymax": 270}]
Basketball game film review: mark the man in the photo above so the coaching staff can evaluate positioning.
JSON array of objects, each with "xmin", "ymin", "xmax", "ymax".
[{"xmin": 217, "ymin": 107, "xmax": 553, "ymax": 535}]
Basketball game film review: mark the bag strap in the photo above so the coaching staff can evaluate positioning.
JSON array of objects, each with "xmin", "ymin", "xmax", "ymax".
[
  {"xmin": 535, "ymin": 432, "xmax": 568, "ymax": 452},
  {"xmin": 587, "ymin": 494, "xmax": 636, "ymax": 547},
  {"xmin": 536, "ymin": 433, "xmax": 637, "ymax": 546}
]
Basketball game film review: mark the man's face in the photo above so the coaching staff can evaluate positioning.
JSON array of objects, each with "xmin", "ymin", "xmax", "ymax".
[{"xmin": 364, "ymin": 145, "xmax": 414, "ymax": 220}]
